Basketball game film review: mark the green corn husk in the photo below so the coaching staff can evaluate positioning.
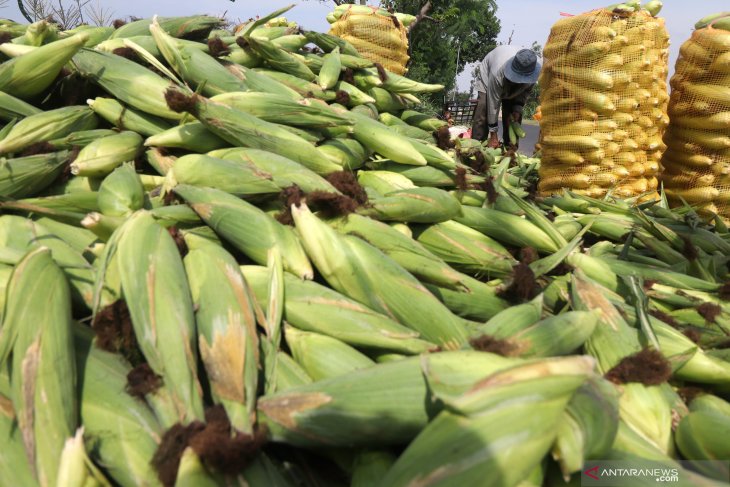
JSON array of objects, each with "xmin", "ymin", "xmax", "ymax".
[
  {"xmin": 166, "ymin": 153, "xmax": 280, "ymax": 197},
  {"xmin": 347, "ymin": 110, "xmax": 426, "ymax": 166},
  {"xmin": 571, "ymin": 272, "xmax": 674, "ymax": 455},
  {"xmin": 688, "ymin": 394, "xmax": 730, "ymax": 416},
  {"xmin": 246, "ymin": 36, "xmax": 316, "ymax": 81},
  {"xmin": 676, "ymin": 410, "xmax": 730, "ymax": 481},
  {"xmin": 184, "ymin": 235, "xmax": 259, "ymax": 434},
  {"xmin": 61, "ymin": 25, "xmax": 114, "ymax": 47},
  {"xmin": 87, "ymin": 98, "xmax": 171, "ymax": 137},
  {"xmin": 109, "ymin": 15, "xmax": 223, "ymax": 39},
  {"xmin": 73, "ymin": 48, "xmax": 190, "ymax": 120},
  {"xmin": 211, "ymin": 91, "xmax": 350, "ymax": 128},
  {"xmin": 0, "ymin": 216, "xmax": 96, "ymax": 307},
  {"xmin": 358, "ymin": 170, "xmax": 415, "ymax": 196},
  {"xmin": 272, "ymin": 351, "xmax": 313, "ymax": 392},
  {"xmin": 144, "ymin": 122, "xmax": 227, "ymax": 153},
  {"xmin": 363, "ymin": 187, "xmax": 462, "ymax": 223},
  {"xmin": 400, "ymin": 110, "xmax": 449, "ymax": 131},
  {"xmin": 378, "ymin": 72, "xmax": 445, "ymax": 95},
  {"xmin": 384, "ymin": 123, "xmax": 435, "ymax": 142},
  {"xmin": 81, "ymin": 212, "xmax": 123, "ymax": 241},
  {"xmin": 150, "ymin": 20, "xmax": 247, "ymax": 97},
  {"xmin": 209, "ymin": 147, "xmax": 339, "ymax": 194},
  {"xmin": 330, "ymin": 213, "xmax": 466, "ymax": 290},
  {"xmin": 97, "ymin": 162, "xmax": 144, "ymax": 217},
  {"xmin": 303, "ymin": 30, "xmax": 360, "ymax": 56},
  {"xmin": 47, "ymin": 129, "xmax": 118, "ymax": 150},
  {"xmin": 145, "ymin": 148, "xmax": 176, "ymax": 176},
  {"xmin": 285, "ymin": 325, "xmax": 375, "ymax": 381},
  {"xmin": 271, "ymin": 34, "xmax": 308, "ymax": 52},
  {"xmin": 369, "ymin": 87, "xmax": 412, "ymax": 113},
  {"xmin": 456, "ymin": 206, "xmax": 560, "ymax": 253},
  {"xmin": 0, "ymin": 33, "xmax": 88, "ymax": 100},
  {"xmin": 369, "ymin": 161, "xmax": 454, "ymax": 187},
  {"xmin": 222, "ymin": 60, "xmax": 299, "ymax": 96},
  {"xmin": 222, "ymin": 44, "xmax": 263, "ymax": 68},
  {"xmin": 318, "ymin": 138, "xmax": 369, "ymax": 170},
  {"xmin": 95, "ymin": 35, "xmax": 162, "ymax": 57},
  {"xmin": 258, "ymin": 351, "xmax": 519, "ymax": 447},
  {"xmin": 475, "ymin": 297, "xmax": 543, "ymax": 337},
  {"xmin": 11, "ymin": 20, "xmax": 57, "ymax": 47},
  {"xmin": 413, "ymin": 220, "xmax": 516, "ymax": 277},
  {"xmin": 292, "ymin": 203, "xmax": 467, "ymax": 349},
  {"xmin": 425, "ymin": 275, "xmax": 509, "ymax": 321},
  {"xmin": 0, "ymin": 151, "xmax": 69, "ymax": 198},
  {"xmin": 318, "ymin": 46, "xmax": 341, "ymax": 90},
  {"xmin": 0, "ymin": 91, "xmax": 42, "ymax": 121},
  {"xmin": 167, "ymin": 89, "xmax": 342, "ymax": 175},
  {"xmin": 380, "ymin": 357, "xmax": 595, "ymax": 487},
  {"xmin": 33, "ymin": 217, "xmax": 99, "ymax": 255},
  {"xmin": 242, "ymin": 265, "xmax": 433, "ymax": 354},
  {"xmin": 0, "ymin": 370, "xmax": 38, "ymax": 487},
  {"xmin": 174, "ymin": 448, "xmax": 219, "ymax": 487},
  {"xmin": 175, "ymin": 185, "xmax": 312, "ymax": 279},
  {"xmin": 500, "ymin": 311, "xmax": 599, "ymax": 358},
  {"xmin": 592, "ymin": 255, "xmax": 720, "ymax": 293},
  {"xmin": 69, "ymin": 131, "xmax": 143, "ymax": 178},
  {"xmin": 252, "ymin": 68, "xmax": 336, "ymax": 101},
  {"xmin": 56, "ymin": 428, "xmax": 113, "ymax": 487},
  {"xmin": 114, "ymin": 211, "xmax": 205, "ymax": 427},
  {"xmin": 0, "ymin": 247, "xmax": 76, "ymax": 487},
  {"xmin": 334, "ymin": 80, "xmax": 376, "ymax": 106},
  {"xmin": 552, "ymin": 377, "xmax": 620, "ymax": 477},
  {"xmin": 0, "ymin": 105, "xmax": 97, "ymax": 154}
]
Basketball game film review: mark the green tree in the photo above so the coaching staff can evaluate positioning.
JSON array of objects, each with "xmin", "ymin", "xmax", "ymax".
[{"xmin": 381, "ymin": 0, "xmax": 500, "ymax": 99}]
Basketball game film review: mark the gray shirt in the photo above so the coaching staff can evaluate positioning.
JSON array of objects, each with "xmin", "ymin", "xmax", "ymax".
[{"xmin": 474, "ymin": 45, "xmax": 535, "ymax": 127}]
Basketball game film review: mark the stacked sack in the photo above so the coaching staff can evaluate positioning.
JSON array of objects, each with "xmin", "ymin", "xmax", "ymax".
[
  {"xmin": 538, "ymin": 1, "xmax": 670, "ymax": 200},
  {"xmin": 661, "ymin": 13, "xmax": 730, "ymax": 218},
  {"xmin": 327, "ymin": 4, "xmax": 414, "ymax": 75}
]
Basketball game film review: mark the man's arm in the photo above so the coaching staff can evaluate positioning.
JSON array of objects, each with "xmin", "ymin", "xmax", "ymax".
[{"xmin": 510, "ymin": 84, "xmax": 535, "ymax": 118}]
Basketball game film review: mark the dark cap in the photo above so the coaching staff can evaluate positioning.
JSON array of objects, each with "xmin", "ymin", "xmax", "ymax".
[{"xmin": 504, "ymin": 49, "xmax": 541, "ymax": 84}]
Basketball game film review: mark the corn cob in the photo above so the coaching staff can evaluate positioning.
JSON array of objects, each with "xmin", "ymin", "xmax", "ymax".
[
  {"xmin": 209, "ymin": 147, "xmax": 339, "ymax": 194},
  {"xmin": 303, "ymin": 30, "xmax": 360, "ymax": 56},
  {"xmin": 110, "ymin": 15, "xmax": 222, "ymax": 39},
  {"xmin": 380, "ymin": 357, "xmax": 595, "ymax": 487},
  {"xmin": 0, "ymin": 151, "xmax": 69, "ymax": 198},
  {"xmin": 347, "ymin": 110, "xmax": 427, "ymax": 166},
  {"xmin": 676, "ymin": 410, "xmax": 730, "ymax": 481},
  {"xmin": 292, "ymin": 203, "xmax": 468, "ymax": 349},
  {"xmin": 246, "ymin": 36, "xmax": 316, "ymax": 81},
  {"xmin": 165, "ymin": 88, "xmax": 342, "ymax": 175},
  {"xmin": 413, "ymin": 220, "xmax": 516, "ymax": 277},
  {"xmin": 87, "ymin": 97, "xmax": 171, "ymax": 137},
  {"xmin": 73, "ymin": 48, "xmax": 190, "ymax": 120},
  {"xmin": 286, "ymin": 325, "xmax": 375, "ymax": 381},
  {"xmin": 0, "ymin": 370, "xmax": 37, "ymax": 487},
  {"xmin": 252, "ymin": 68, "xmax": 335, "ymax": 100},
  {"xmin": 0, "ymin": 247, "xmax": 76, "ymax": 487},
  {"xmin": 97, "ymin": 162, "xmax": 144, "ymax": 217},
  {"xmin": 318, "ymin": 46, "xmax": 342, "ymax": 90},
  {"xmin": 0, "ymin": 105, "xmax": 97, "ymax": 154},
  {"xmin": 363, "ymin": 187, "xmax": 461, "ymax": 223},
  {"xmin": 211, "ymin": 91, "xmax": 349, "ymax": 127},
  {"xmin": 45, "ymin": 129, "xmax": 117, "ymax": 150},
  {"xmin": 113, "ymin": 211, "xmax": 205, "ymax": 427},
  {"xmin": 258, "ymin": 351, "xmax": 518, "ymax": 447},
  {"xmin": 166, "ymin": 153, "xmax": 280, "ymax": 197},
  {"xmin": 175, "ymin": 184, "xmax": 313, "ymax": 279},
  {"xmin": 0, "ymin": 33, "xmax": 88, "ymax": 99},
  {"xmin": 319, "ymin": 138, "xmax": 369, "ymax": 170},
  {"xmin": 183, "ymin": 236, "xmax": 259, "ymax": 433},
  {"xmin": 144, "ymin": 122, "xmax": 227, "ymax": 153},
  {"xmin": 0, "ymin": 91, "xmax": 41, "ymax": 121},
  {"xmin": 69, "ymin": 131, "xmax": 143, "ymax": 177},
  {"xmin": 331, "ymin": 213, "xmax": 467, "ymax": 290}
]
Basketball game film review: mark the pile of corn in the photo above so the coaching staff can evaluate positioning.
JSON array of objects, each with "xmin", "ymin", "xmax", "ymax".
[
  {"xmin": 1, "ymin": 5, "xmax": 730, "ymax": 487},
  {"xmin": 662, "ymin": 14, "xmax": 730, "ymax": 218},
  {"xmin": 538, "ymin": 0, "xmax": 670, "ymax": 200},
  {"xmin": 327, "ymin": 4, "xmax": 413, "ymax": 75}
]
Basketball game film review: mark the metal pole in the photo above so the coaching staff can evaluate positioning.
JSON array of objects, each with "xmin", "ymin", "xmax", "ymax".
[{"xmin": 453, "ymin": 40, "xmax": 460, "ymax": 101}]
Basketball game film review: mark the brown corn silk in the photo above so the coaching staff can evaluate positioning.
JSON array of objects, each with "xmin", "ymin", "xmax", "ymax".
[
  {"xmin": 662, "ymin": 23, "xmax": 730, "ymax": 219},
  {"xmin": 329, "ymin": 6, "xmax": 409, "ymax": 75},
  {"xmin": 538, "ymin": 9, "xmax": 670, "ymax": 200}
]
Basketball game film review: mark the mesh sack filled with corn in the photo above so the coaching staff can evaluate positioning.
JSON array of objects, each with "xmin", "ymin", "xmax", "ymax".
[
  {"xmin": 661, "ymin": 13, "xmax": 730, "ymax": 219},
  {"xmin": 327, "ymin": 4, "xmax": 414, "ymax": 75},
  {"xmin": 538, "ymin": 1, "xmax": 669, "ymax": 200}
]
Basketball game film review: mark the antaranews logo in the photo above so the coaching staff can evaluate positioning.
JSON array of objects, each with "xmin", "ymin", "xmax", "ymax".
[
  {"xmin": 584, "ymin": 466, "xmax": 600, "ymax": 481},
  {"xmin": 581, "ymin": 461, "xmax": 691, "ymax": 486}
]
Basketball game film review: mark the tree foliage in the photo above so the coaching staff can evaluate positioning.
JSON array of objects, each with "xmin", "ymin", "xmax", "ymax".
[{"xmin": 380, "ymin": 0, "xmax": 500, "ymax": 98}]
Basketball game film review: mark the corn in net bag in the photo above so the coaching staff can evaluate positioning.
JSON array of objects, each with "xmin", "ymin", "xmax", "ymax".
[
  {"xmin": 661, "ymin": 19, "xmax": 730, "ymax": 218},
  {"xmin": 538, "ymin": 9, "xmax": 670, "ymax": 200},
  {"xmin": 328, "ymin": 5, "xmax": 410, "ymax": 75}
]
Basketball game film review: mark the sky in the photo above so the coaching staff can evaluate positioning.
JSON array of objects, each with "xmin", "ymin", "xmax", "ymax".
[{"xmin": 3, "ymin": 0, "xmax": 729, "ymax": 91}]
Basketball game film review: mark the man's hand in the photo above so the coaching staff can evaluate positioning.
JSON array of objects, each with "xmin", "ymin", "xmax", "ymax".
[{"xmin": 487, "ymin": 131, "xmax": 500, "ymax": 149}]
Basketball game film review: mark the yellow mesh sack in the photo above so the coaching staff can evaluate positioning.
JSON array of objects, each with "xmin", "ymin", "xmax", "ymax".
[
  {"xmin": 537, "ymin": 9, "xmax": 670, "ymax": 200},
  {"xmin": 661, "ymin": 23, "xmax": 730, "ymax": 219},
  {"xmin": 329, "ymin": 6, "xmax": 410, "ymax": 75}
]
